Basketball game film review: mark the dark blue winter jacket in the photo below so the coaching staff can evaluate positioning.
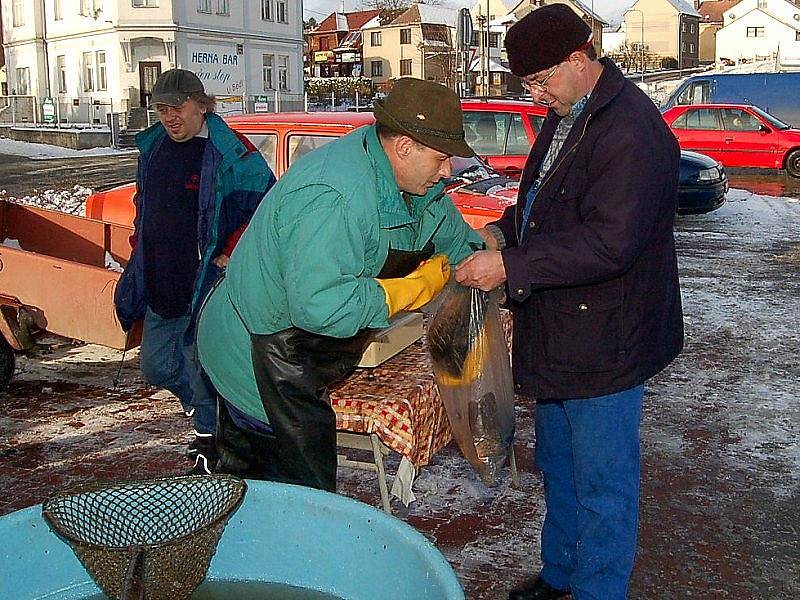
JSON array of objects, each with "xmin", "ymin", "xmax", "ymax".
[{"xmin": 114, "ymin": 112, "xmax": 275, "ymax": 331}]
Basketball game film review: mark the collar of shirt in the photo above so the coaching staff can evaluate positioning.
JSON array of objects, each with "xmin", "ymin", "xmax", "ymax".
[{"xmin": 195, "ymin": 121, "xmax": 209, "ymax": 139}]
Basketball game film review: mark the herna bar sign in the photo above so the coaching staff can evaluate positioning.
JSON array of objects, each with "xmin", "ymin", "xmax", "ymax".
[{"xmin": 186, "ymin": 43, "xmax": 245, "ymax": 97}]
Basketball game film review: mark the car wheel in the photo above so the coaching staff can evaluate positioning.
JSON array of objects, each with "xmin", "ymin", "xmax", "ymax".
[
  {"xmin": 0, "ymin": 336, "xmax": 14, "ymax": 391},
  {"xmin": 786, "ymin": 149, "xmax": 800, "ymax": 178}
]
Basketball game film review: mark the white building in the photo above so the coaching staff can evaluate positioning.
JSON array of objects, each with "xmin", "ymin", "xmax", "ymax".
[
  {"xmin": 1, "ymin": 0, "xmax": 303, "ymax": 123},
  {"xmin": 716, "ymin": 0, "xmax": 800, "ymax": 64}
]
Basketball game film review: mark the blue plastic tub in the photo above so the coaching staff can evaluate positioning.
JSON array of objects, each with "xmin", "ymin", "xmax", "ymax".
[{"xmin": 0, "ymin": 480, "xmax": 464, "ymax": 600}]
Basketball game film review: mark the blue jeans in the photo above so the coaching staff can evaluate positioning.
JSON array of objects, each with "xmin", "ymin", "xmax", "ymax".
[
  {"xmin": 535, "ymin": 385, "xmax": 644, "ymax": 600},
  {"xmin": 140, "ymin": 308, "xmax": 216, "ymax": 435}
]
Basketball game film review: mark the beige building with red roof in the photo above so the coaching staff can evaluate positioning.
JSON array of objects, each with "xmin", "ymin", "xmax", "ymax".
[
  {"xmin": 697, "ymin": 0, "xmax": 741, "ymax": 62},
  {"xmin": 306, "ymin": 9, "xmax": 380, "ymax": 78}
]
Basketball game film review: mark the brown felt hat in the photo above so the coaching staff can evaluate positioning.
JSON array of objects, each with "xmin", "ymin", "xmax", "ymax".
[
  {"xmin": 505, "ymin": 4, "xmax": 592, "ymax": 77},
  {"xmin": 373, "ymin": 78, "xmax": 473, "ymax": 158}
]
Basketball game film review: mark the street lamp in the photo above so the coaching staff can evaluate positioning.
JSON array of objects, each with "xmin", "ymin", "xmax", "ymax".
[{"xmin": 625, "ymin": 9, "xmax": 645, "ymax": 83}]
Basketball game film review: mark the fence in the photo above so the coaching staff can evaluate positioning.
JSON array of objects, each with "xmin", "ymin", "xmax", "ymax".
[
  {"xmin": 0, "ymin": 89, "xmax": 368, "ymax": 133},
  {"xmin": 0, "ymin": 96, "xmax": 38, "ymax": 125}
]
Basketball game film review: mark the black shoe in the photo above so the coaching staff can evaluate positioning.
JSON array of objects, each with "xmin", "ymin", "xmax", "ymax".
[
  {"xmin": 508, "ymin": 577, "xmax": 570, "ymax": 600},
  {"xmin": 188, "ymin": 452, "xmax": 215, "ymax": 476},
  {"xmin": 186, "ymin": 432, "xmax": 219, "ymax": 476},
  {"xmin": 186, "ymin": 431, "xmax": 214, "ymax": 458}
]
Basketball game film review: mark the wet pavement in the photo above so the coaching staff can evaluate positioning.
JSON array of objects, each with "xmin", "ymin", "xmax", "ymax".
[{"xmin": 1, "ymin": 155, "xmax": 799, "ymax": 599}]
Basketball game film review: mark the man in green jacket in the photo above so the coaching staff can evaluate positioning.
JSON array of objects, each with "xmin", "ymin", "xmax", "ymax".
[{"xmin": 197, "ymin": 78, "xmax": 489, "ymax": 490}]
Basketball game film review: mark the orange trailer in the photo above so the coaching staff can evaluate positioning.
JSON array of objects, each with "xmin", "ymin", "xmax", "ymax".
[{"xmin": 0, "ymin": 200, "xmax": 135, "ymax": 389}]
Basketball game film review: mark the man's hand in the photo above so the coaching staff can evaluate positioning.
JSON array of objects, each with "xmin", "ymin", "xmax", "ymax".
[
  {"xmin": 455, "ymin": 250, "xmax": 506, "ymax": 291},
  {"xmin": 212, "ymin": 254, "xmax": 229, "ymax": 269},
  {"xmin": 475, "ymin": 227, "xmax": 499, "ymax": 251}
]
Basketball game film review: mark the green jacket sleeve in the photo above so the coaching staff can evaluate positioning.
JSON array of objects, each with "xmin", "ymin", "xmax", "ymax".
[
  {"xmin": 431, "ymin": 194, "xmax": 484, "ymax": 264},
  {"xmin": 280, "ymin": 188, "xmax": 390, "ymax": 337}
]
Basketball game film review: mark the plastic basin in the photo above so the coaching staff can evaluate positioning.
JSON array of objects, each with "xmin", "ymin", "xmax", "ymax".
[{"xmin": 0, "ymin": 480, "xmax": 464, "ymax": 600}]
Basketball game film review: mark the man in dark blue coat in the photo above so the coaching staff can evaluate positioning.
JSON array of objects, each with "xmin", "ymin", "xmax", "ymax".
[
  {"xmin": 456, "ymin": 5, "xmax": 684, "ymax": 599},
  {"xmin": 114, "ymin": 69, "xmax": 275, "ymax": 475}
]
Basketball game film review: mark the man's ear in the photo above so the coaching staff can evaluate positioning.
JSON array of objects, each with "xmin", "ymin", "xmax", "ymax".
[{"xmin": 395, "ymin": 135, "xmax": 416, "ymax": 159}]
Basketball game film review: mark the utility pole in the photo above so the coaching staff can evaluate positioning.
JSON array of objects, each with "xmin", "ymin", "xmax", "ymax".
[
  {"xmin": 626, "ymin": 9, "xmax": 645, "ymax": 83},
  {"xmin": 478, "ymin": 9, "xmax": 486, "ymax": 95},
  {"xmin": 39, "ymin": 0, "xmax": 52, "ymax": 98}
]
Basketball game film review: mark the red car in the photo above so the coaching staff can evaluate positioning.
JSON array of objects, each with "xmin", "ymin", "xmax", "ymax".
[
  {"xmin": 460, "ymin": 98, "xmax": 728, "ymax": 215},
  {"xmin": 461, "ymin": 98, "xmax": 546, "ymax": 178},
  {"xmin": 86, "ymin": 111, "xmax": 517, "ymax": 229},
  {"xmin": 662, "ymin": 103, "xmax": 800, "ymax": 177}
]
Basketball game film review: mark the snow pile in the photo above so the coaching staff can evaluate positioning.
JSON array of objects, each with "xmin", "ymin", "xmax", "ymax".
[{"xmin": 0, "ymin": 185, "xmax": 92, "ymax": 214}]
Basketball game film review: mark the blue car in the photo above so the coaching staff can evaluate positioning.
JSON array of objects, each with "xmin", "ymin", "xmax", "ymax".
[{"xmin": 678, "ymin": 150, "xmax": 728, "ymax": 215}]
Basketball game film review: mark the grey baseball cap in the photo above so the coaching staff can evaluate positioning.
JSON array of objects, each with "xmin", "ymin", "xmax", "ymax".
[{"xmin": 151, "ymin": 69, "xmax": 204, "ymax": 106}]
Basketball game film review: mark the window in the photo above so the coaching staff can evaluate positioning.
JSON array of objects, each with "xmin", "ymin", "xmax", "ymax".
[
  {"xmin": 261, "ymin": 0, "xmax": 272, "ymax": 20},
  {"xmin": 746, "ymin": 26, "xmax": 765, "ymax": 37},
  {"xmin": 15, "ymin": 67, "xmax": 30, "ymax": 95},
  {"xmin": 682, "ymin": 22, "xmax": 686, "ymax": 32},
  {"xmin": 400, "ymin": 59, "xmax": 412, "ymax": 76},
  {"xmin": 216, "ymin": 0, "xmax": 229, "ymax": 15},
  {"xmin": 489, "ymin": 33, "xmax": 500, "ymax": 48},
  {"xmin": 83, "ymin": 52, "xmax": 95, "ymax": 91},
  {"xmin": 198, "ymin": 0, "xmax": 212, "ymax": 13},
  {"xmin": 690, "ymin": 23, "xmax": 695, "ymax": 33},
  {"xmin": 689, "ymin": 43, "xmax": 695, "ymax": 53},
  {"xmin": 96, "ymin": 51, "xmax": 107, "ymax": 90},
  {"xmin": 242, "ymin": 133, "xmax": 277, "ymax": 172},
  {"xmin": 262, "ymin": 54, "xmax": 274, "ymax": 90},
  {"xmin": 133, "ymin": 0, "xmax": 159, "ymax": 6},
  {"xmin": 464, "ymin": 112, "xmax": 533, "ymax": 156},
  {"xmin": 675, "ymin": 108, "xmax": 722, "ymax": 130},
  {"xmin": 80, "ymin": 0, "xmax": 92, "ymax": 16},
  {"xmin": 54, "ymin": 0, "xmax": 63, "ymax": 20},
  {"xmin": 12, "ymin": 0, "xmax": 24, "ymax": 26},
  {"xmin": 797, "ymin": 31, "xmax": 800, "ymax": 42},
  {"xmin": 721, "ymin": 108, "xmax": 762, "ymax": 131},
  {"xmin": 677, "ymin": 80, "xmax": 711, "ymax": 105},
  {"xmin": 371, "ymin": 31, "xmax": 382, "ymax": 46},
  {"xmin": 400, "ymin": 28, "xmax": 411, "ymax": 44},
  {"xmin": 288, "ymin": 135, "xmax": 336, "ymax": 166},
  {"xmin": 56, "ymin": 55, "xmax": 67, "ymax": 93},
  {"xmin": 528, "ymin": 113, "xmax": 545, "ymax": 135},
  {"xmin": 464, "ymin": 112, "xmax": 501, "ymax": 155},
  {"xmin": 371, "ymin": 60, "xmax": 383, "ymax": 77},
  {"xmin": 276, "ymin": 0, "xmax": 287, "ymax": 23},
  {"xmin": 757, "ymin": 0, "xmax": 767, "ymax": 7},
  {"xmin": 320, "ymin": 37, "xmax": 329, "ymax": 51},
  {"xmin": 508, "ymin": 113, "xmax": 534, "ymax": 153},
  {"xmin": 278, "ymin": 56, "xmax": 288, "ymax": 91}
]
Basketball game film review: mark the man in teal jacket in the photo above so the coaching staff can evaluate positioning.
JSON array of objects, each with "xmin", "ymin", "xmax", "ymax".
[
  {"xmin": 197, "ymin": 78, "xmax": 489, "ymax": 490},
  {"xmin": 114, "ymin": 69, "xmax": 275, "ymax": 475}
]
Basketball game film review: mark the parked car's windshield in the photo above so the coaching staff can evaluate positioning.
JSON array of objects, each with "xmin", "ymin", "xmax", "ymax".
[{"xmin": 750, "ymin": 106, "xmax": 791, "ymax": 130}]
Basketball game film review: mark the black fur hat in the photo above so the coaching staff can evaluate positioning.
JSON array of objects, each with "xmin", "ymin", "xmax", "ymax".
[{"xmin": 505, "ymin": 4, "xmax": 592, "ymax": 77}]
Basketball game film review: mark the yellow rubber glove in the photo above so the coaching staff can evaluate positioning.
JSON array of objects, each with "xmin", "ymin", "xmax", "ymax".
[{"xmin": 376, "ymin": 254, "xmax": 450, "ymax": 317}]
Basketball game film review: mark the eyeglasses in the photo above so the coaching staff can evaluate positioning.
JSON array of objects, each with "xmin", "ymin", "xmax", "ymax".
[{"xmin": 521, "ymin": 63, "xmax": 560, "ymax": 92}]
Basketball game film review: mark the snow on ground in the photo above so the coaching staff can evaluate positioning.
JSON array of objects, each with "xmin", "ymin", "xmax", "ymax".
[
  {"xmin": 0, "ymin": 136, "xmax": 137, "ymax": 160},
  {"xmin": 0, "ymin": 184, "xmax": 91, "ymax": 214},
  {"xmin": 7, "ymin": 184, "xmax": 799, "ymax": 596}
]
